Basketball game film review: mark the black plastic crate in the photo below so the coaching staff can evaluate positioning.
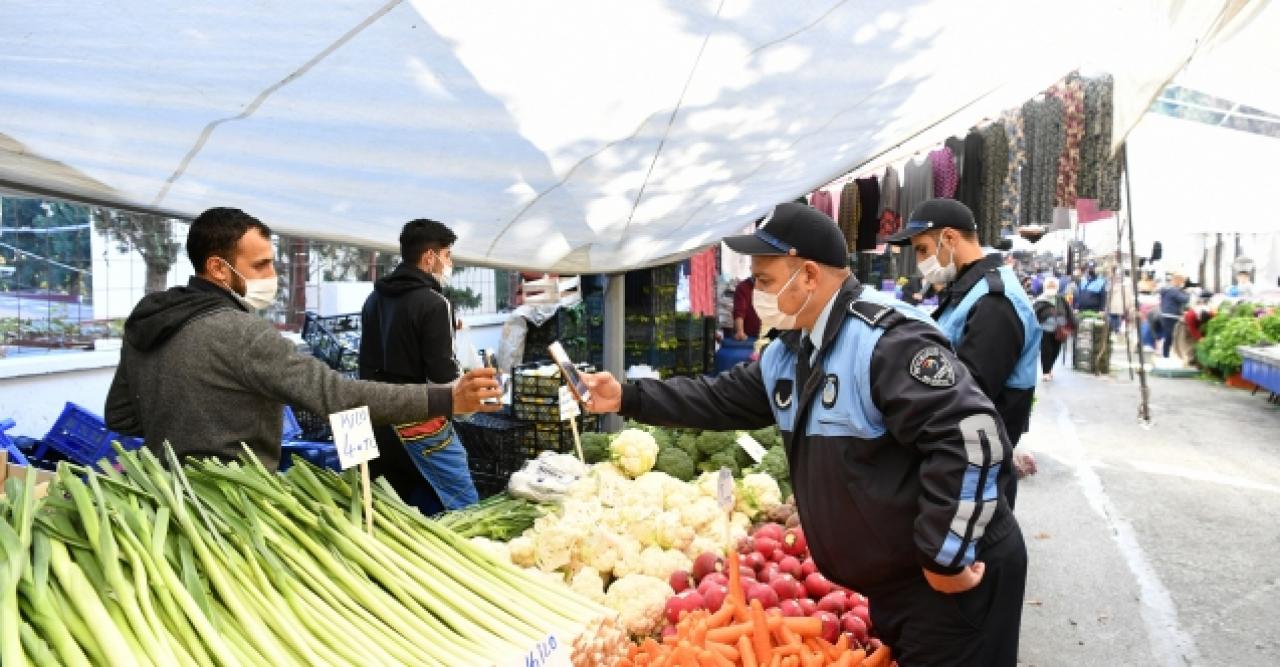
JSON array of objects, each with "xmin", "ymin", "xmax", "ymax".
[
  {"xmin": 512, "ymin": 360, "xmax": 595, "ymax": 406},
  {"xmin": 517, "ymin": 414, "xmax": 601, "ymax": 454},
  {"xmin": 453, "ymin": 413, "xmax": 532, "ymax": 480},
  {"xmin": 302, "ymin": 311, "xmax": 362, "ymax": 373},
  {"xmin": 290, "ymin": 406, "xmax": 333, "ymax": 441},
  {"xmin": 524, "ymin": 304, "xmax": 586, "ymax": 347}
]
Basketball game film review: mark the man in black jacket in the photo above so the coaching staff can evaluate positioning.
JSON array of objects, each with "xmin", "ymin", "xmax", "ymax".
[
  {"xmin": 585, "ymin": 203, "xmax": 1026, "ymax": 666},
  {"xmin": 359, "ymin": 219, "xmax": 477, "ymax": 514}
]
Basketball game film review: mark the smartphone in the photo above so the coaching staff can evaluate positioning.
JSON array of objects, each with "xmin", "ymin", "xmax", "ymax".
[
  {"xmin": 477, "ymin": 348, "xmax": 502, "ymax": 405},
  {"xmin": 547, "ymin": 341, "xmax": 591, "ymax": 402}
]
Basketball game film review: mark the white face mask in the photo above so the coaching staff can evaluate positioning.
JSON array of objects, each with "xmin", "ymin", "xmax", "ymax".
[
  {"xmin": 427, "ymin": 252, "xmax": 453, "ymax": 286},
  {"xmin": 753, "ymin": 267, "xmax": 811, "ymax": 332},
  {"xmin": 221, "ymin": 259, "xmax": 278, "ymax": 311},
  {"xmin": 918, "ymin": 235, "xmax": 957, "ymax": 286}
]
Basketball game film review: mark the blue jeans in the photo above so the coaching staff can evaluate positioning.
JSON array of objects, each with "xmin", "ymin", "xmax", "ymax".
[{"xmin": 398, "ymin": 420, "xmax": 479, "ymax": 515}]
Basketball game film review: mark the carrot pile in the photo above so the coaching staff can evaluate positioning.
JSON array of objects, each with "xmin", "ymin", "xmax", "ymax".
[{"xmin": 622, "ymin": 551, "xmax": 891, "ymax": 667}]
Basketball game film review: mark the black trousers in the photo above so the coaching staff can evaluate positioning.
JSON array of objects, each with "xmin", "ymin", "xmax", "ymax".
[
  {"xmin": 867, "ymin": 528, "xmax": 1028, "ymax": 666},
  {"xmin": 1040, "ymin": 336, "xmax": 1062, "ymax": 374}
]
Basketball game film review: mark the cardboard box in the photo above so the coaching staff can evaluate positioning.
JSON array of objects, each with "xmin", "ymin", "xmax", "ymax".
[{"xmin": 0, "ymin": 450, "xmax": 54, "ymax": 500}]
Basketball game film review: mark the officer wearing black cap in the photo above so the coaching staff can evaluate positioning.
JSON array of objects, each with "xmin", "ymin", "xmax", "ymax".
[
  {"xmin": 585, "ymin": 202, "xmax": 1027, "ymax": 666},
  {"xmin": 886, "ymin": 198, "xmax": 1042, "ymax": 498}
]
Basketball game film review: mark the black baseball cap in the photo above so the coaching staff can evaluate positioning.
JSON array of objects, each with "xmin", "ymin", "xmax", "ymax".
[
  {"xmin": 723, "ymin": 202, "xmax": 848, "ymax": 268},
  {"xmin": 884, "ymin": 198, "xmax": 978, "ymax": 245}
]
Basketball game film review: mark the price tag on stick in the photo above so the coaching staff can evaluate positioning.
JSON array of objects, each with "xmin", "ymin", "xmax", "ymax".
[
  {"xmin": 329, "ymin": 406, "xmax": 380, "ymax": 534},
  {"xmin": 717, "ymin": 467, "xmax": 735, "ymax": 550},
  {"xmin": 558, "ymin": 386, "xmax": 585, "ymax": 462}
]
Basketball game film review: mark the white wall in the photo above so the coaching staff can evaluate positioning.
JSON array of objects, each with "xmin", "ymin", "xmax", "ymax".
[
  {"xmin": 90, "ymin": 222, "xmax": 193, "ymax": 321},
  {"xmin": 0, "ymin": 351, "xmax": 118, "ymax": 438}
]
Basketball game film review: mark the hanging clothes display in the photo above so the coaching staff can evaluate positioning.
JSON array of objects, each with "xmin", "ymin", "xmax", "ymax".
[
  {"xmin": 999, "ymin": 108, "xmax": 1027, "ymax": 230},
  {"xmin": 901, "ymin": 155, "xmax": 934, "ymax": 222},
  {"xmin": 878, "ymin": 165, "xmax": 902, "ymax": 239},
  {"xmin": 956, "ymin": 130, "xmax": 985, "ymax": 225},
  {"xmin": 1021, "ymin": 95, "xmax": 1065, "ymax": 227},
  {"xmin": 979, "ymin": 123, "xmax": 1009, "ymax": 246},
  {"xmin": 1079, "ymin": 74, "xmax": 1123, "ymax": 211},
  {"xmin": 687, "ymin": 247, "xmax": 718, "ymax": 316},
  {"xmin": 1050, "ymin": 73, "xmax": 1085, "ymax": 208},
  {"xmin": 929, "ymin": 146, "xmax": 959, "ymax": 199},
  {"xmin": 809, "ymin": 189, "xmax": 834, "ymax": 218},
  {"xmin": 837, "ymin": 180, "xmax": 860, "ymax": 252},
  {"xmin": 855, "ymin": 176, "xmax": 880, "ymax": 252}
]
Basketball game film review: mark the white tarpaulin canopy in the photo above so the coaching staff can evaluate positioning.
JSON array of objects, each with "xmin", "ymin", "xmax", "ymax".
[{"xmin": 0, "ymin": 0, "xmax": 1267, "ymax": 272}]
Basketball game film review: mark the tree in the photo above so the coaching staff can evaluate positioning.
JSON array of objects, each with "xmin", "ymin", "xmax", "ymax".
[
  {"xmin": 0, "ymin": 197, "xmax": 92, "ymax": 295},
  {"xmin": 92, "ymin": 208, "xmax": 181, "ymax": 294}
]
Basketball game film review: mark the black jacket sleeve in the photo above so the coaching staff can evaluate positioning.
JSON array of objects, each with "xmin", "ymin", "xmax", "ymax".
[
  {"xmin": 619, "ymin": 360, "xmax": 775, "ymax": 431},
  {"xmin": 956, "ymin": 294, "xmax": 1024, "ymax": 400},
  {"xmin": 869, "ymin": 320, "xmax": 1012, "ymax": 575}
]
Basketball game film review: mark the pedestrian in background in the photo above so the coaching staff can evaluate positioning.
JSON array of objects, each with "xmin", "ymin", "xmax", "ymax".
[
  {"xmin": 1033, "ymin": 277, "xmax": 1074, "ymax": 382},
  {"xmin": 1158, "ymin": 273, "xmax": 1191, "ymax": 358}
]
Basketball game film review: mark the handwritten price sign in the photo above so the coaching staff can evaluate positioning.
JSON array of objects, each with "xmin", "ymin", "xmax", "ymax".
[
  {"xmin": 517, "ymin": 634, "xmax": 569, "ymax": 667},
  {"xmin": 328, "ymin": 406, "xmax": 380, "ymax": 470}
]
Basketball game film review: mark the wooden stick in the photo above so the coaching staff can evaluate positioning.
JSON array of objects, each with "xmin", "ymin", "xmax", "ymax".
[
  {"xmin": 569, "ymin": 415, "xmax": 585, "ymax": 462},
  {"xmin": 360, "ymin": 461, "xmax": 374, "ymax": 534}
]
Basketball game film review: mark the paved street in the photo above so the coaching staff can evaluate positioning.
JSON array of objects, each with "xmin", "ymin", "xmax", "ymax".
[{"xmin": 1016, "ymin": 351, "xmax": 1280, "ymax": 666}]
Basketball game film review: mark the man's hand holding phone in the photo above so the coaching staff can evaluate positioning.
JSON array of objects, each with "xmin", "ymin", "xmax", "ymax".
[
  {"xmin": 582, "ymin": 372, "xmax": 623, "ymax": 413},
  {"xmin": 452, "ymin": 368, "xmax": 503, "ymax": 413}
]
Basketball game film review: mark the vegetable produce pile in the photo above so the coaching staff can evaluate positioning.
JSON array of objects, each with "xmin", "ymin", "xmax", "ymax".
[
  {"xmin": 501, "ymin": 429, "xmax": 786, "ymax": 638},
  {"xmin": 624, "ymin": 551, "xmax": 892, "ymax": 667},
  {"xmin": 662, "ymin": 520, "xmax": 882, "ymax": 653},
  {"xmin": 580, "ymin": 423, "xmax": 790, "ymax": 496},
  {"xmin": 0, "ymin": 448, "xmax": 627, "ymax": 666}
]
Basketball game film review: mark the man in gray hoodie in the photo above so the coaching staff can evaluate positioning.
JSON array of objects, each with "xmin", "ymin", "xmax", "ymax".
[{"xmin": 106, "ymin": 207, "xmax": 501, "ymax": 470}]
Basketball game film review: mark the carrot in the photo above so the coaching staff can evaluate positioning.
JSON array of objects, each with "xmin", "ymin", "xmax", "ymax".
[
  {"xmin": 782, "ymin": 656, "xmax": 799, "ymax": 667},
  {"xmin": 703, "ymin": 649, "xmax": 735, "ymax": 667},
  {"xmin": 768, "ymin": 653, "xmax": 783, "ymax": 667},
  {"xmin": 706, "ymin": 641, "xmax": 739, "ymax": 661},
  {"xmin": 751, "ymin": 599, "xmax": 774, "ymax": 663},
  {"xmin": 738, "ymin": 635, "xmax": 758, "ymax": 667},
  {"xmin": 672, "ymin": 641, "xmax": 699, "ymax": 667},
  {"xmin": 706, "ymin": 622, "xmax": 753, "ymax": 645},
  {"xmin": 727, "ymin": 550, "xmax": 745, "ymax": 605},
  {"xmin": 862, "ymin": 645, "xmax": 889, "ymax": 667},
  {"xmin": 775, "ymin": 622, "xmax": 801, "ymax": 646},
  {"xmin": 832, "ymin": 634, "xmax": 850, "ymax": 657},
  {"xmin": 772, "ymin": 644, "xmax": 805, "ymax": 657},
  {"xmin": 763, "ymin": 615, "xmax": 824, "ymax": 638},
  {"xmin": 708, "ymin": 599, "xmax": 737, "ymax": 627},
  {"xmin": 832, "ymin": 647, "xmax": 866, "ymax": 667}
]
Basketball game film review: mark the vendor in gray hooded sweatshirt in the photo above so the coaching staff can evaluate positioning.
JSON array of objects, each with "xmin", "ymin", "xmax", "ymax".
[{"xmin": 106, "ymin": 207, "xmax": 502, "ymax": 469}]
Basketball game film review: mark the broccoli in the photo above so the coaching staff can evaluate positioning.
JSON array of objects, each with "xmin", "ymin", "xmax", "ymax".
[
  {"xmin": 695, "ymin": 430, "xmax": 738, "ymax": 460},
  {"xmin": 647, "ymin": 427, "xmax": 675, "ymax": 451},
  {"xmin": 580, "ymin": 432, "xmax": 612, "ymax": 464},
  {"xmin": 697, "ymin": 449, "xmax": 741, "ymax": 477},
  {"xmin": 749, "ymin": 426, "xmax": 783, "ymax": 450},
  {"xmin": 753, "ymin": 446, "xmax": 791, "ymax": 498},
  {"xmin": 654, "ymin": 447, "xmax": 696, "ymax": 481},
  {"xmin": 674, "ymin": 432, "xmax": 701, "ymax": 463}
]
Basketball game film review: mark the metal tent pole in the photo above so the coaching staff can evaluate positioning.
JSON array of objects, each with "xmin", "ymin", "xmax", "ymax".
[
  {"xmin": 1122, "ymin": 148, "xmax": 1153, "ymax": 426},
  {"xmin": 602, "ymin": 272, "xmax": 626, "ymax": 432}
]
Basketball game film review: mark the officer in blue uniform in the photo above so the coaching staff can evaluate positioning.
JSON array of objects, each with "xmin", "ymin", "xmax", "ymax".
[
  {"xmin": 585, "ymin": 203, "xmax": 1027, "ymax": 666},
  {"xmin": 886, "ymin": 199, "xmax": 1041, "ymax": 504}
]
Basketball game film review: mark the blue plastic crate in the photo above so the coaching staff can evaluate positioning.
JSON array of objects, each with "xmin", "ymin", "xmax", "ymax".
[
  {"xmin": 279, "ymin": 440, "xmax": 341, "ymax": 472},
  {"xmin": 1, "ymin": 418, "xmax": 29, "ymax": 467},
  {"xmin": 41, "ymin": 402, "xmax": 143, "ymax": 468},
  {"xmin": 282, "ymin": 406, "xmax": 303, "ymax": 441}
]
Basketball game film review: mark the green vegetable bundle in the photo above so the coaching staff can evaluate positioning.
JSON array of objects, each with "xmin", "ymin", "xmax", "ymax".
[
  {"xmin": 436, "ymin": 493, "xmax": 547, "ymax": 540},
  {"xmin": 0, "ymin": 446, "xmax": 626, "ymax": 666}
]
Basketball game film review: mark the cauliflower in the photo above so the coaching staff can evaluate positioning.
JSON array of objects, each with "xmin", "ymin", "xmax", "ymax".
[
  {"xmin": 578, "ymin": 533, "xmax": 621, "ymax": 574},
  {"xmin": 609, "ymin": 428, "xmax": 660, "ymax": 478},
  {"xmin": 570, "ymin": 566, "xmax": 608, "ymax": 604},
  {"xmin": 532, "ymin": 520, "xmax": 585, "ymax": 572},
  {"xmin": 753, "ymin": 445, "xmax": 792, "ymax": 499},
  {"xmin": 654, "ymin": 510, "xmax": 695, "ymax": 552},
  {"xmin": 736, "ymin": 473, "xmax": 783, "ymax": 520},
  {"xmin": 508, "ymin": 535, "xmax": 536, "ymax": 567},
  {"xmin": 603, "ymin": 574, "xmax": 674, "ymax": 638},
  {"xmin": 694, "ymin": 471, "xmax": 721, "ymax": 499},
  {"xmin": 679, "ymin": 496, "xmax": 724, "ymax": 533},
  {"xmin": 685, "ymin": 536, "xmax": 724, "ymax": 560},
  {"xmin": 663, "ymin": 484, "xmax": 697, "ymax": 512},
  {"xmin": 592, "ymin": 462, "xmax": 632, "ymax": 507},
  {"xmin": 610, "ymin": 536, "xmax": 646, "ymax": 578}
]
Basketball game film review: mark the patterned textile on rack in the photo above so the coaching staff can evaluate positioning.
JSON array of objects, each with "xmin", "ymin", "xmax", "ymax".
[
  {"xmin": 838, "ymin": 180, "xmax": 860, "ymax": 252},
  {"xmin": 980, "ymin": 123, "xmax": 1009, "ymax": 246},
  {"xmin": 956, "ymin": 131, "xmax": 984, "ymax": 224},
  {"xmin": 878, "ymin": 165, "xmax": 902, "ymax": 238},
  {"xmin": 999, "ymin": 108, "xmax": 1026, "ymax": 230},
  {"xmin": 1050, "ymin": 73, "xmax": 1085, "ymax": 208},
  {"xmin": 809, "ymin": 189, "xmax": 834, "ymax": 218},
  {"xmin": 1079, "ymin": 74, "xmax": 1123, "ymax": 211},
  {"xmin": 1021, "ymin": 96, "xmax": 1064, "ymax": 226},
  {"xmin": 929, "ymin": 145, "xmax": 959, "ymax": 199}
]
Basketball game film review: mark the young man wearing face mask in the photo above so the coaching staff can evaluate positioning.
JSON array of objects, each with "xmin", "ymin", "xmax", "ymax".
[
  {"xmin": 358, "ymin": 219, "xmax": 479, "ymax": 514},
  {"xmin": 106, "ymin": 208, "xmax": 502, "ymax": 469},
  {"xmin": 885, "ymin": 199, "xmax": 1041, "ymax": 501},
  {"xmin": 582, "ymin": 202, "xmax": 1027, "ymax": 666}
]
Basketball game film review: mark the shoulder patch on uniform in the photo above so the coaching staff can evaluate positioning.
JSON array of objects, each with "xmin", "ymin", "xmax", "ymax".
[{"xmin": 908, "ymin": 346, "xmax": 956, "ymax": 388}]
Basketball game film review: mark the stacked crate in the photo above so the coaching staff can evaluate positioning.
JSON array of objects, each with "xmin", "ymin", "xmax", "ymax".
[
  {"xmin": 623, "ymin": 266, "xmax": 680, "ymax": 375},
  {"xmin": 510, "ymin": 362, "xmax": 600, "ymax": 454},
  {"xmin": 522, "ymin": 302, "xmax": 589, "ymax": 364}
]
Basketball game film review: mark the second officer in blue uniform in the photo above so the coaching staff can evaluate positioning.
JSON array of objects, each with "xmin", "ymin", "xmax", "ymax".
[
  {"xmin": 887, "ymin": 199, "xmax": 1042, "ymax": 500},
  {"xmin": 585, "ymin": 203, "xmax": 1027, "ymax": 666}
]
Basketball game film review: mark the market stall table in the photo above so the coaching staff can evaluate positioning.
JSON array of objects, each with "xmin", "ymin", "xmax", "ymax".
[{"xmin": 1240, "ymin": 344, "xmax": 1280, "ymax": 402}]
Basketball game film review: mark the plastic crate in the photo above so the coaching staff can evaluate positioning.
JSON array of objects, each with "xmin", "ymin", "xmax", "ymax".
[
  {"xmin": 40, "ymin": 402, "xmax": 143, "ymax": 468},
  {"xmin": 516, "ymin": 414, "xmax": 601, "ymax": 454},
  {"xmin": 288, "ymin": 407, "xmax": 333, "ymax": 441},
  {"xmin": 301, "ymin": 311, "xmax": 362, "ymax": 373},
  {"xmin": 281, "ymin": 406, "xmax": 302, "ymax": 440},
  {"xmin": 512, "ymin": 361, "xmax": 595, "ymax": 406},
  {"xmin": 453, "ymin": 413, "xmax": 532, "ymax": 481},
  {"xmin": 1, "ymin": 419, "xmax": 30, "ymax": 467},
  {"xmin": 278, "ymin": 441, "xmax": 340, "ymax": 472}
]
